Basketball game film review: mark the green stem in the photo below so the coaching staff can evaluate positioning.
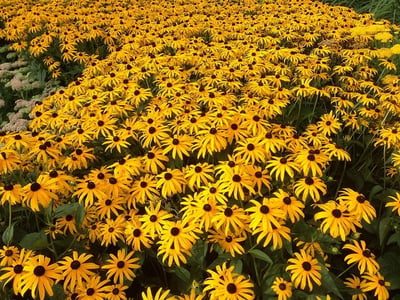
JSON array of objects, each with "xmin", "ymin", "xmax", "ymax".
[
  {"xmin": 6, "ymin": 202, "xmax": 12, "ymax": 245},
  {"xmin": 337, "ymin": 262, "xmax": 356, "ymax": 278}
]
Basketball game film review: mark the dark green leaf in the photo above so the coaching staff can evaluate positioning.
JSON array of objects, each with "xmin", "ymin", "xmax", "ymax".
[
  {"xmin": 248, "ymin": 249, "xmax": 273, "ymax": 264},
  {"xmin": 320, "ymin": 263, "xmax": 344, "ymax": 299},
  {"xmin": 53, "ymin": 203, "xmax": 80, "ymax": 219},
  {"xmin": 387, "ymin": 231, "xmax": 400, "ymax": 247},
  {"xmin": 230, "ymin": 258, "xmax": 243, "ymax": 274},
  {"xmin": 171, "ymin": 266, "xmax": 191, "ymax": 283},
  {"xmin": 2, "ymin": 223, "xmax": 14, "ymax": 245},
  {"xmin": 379, "ymin": 217, "xmax": 392, "ymax": 246},
  {"xmin": 378, "ymin": 249, "xmax": 400, "ymax": 290},
  {"xmin": 20, "ymin": 232, "xmax": 48, "ymax": 250}
]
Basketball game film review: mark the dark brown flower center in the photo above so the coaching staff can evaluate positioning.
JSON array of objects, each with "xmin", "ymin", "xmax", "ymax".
[
  {"xmin": 279, "ymin": 283, "xmax": 287, "ymax": 290},
  {"xmin": 356, "ymin": 195, "xmax": 366, "ymax": 203},
  {"xmin": 203, "ymin": 204, "xmax": 212, "ymax": 211},
  {"xmin": 302, "ymin": 261, "xmax": 312, "ymax": 271},
  {"xmin": 133, "ymin": 229, "xmax": 141, "ymax": 237},
  {"xmin": 30, "ymin": 182, "xmax": 41, "ymax": 192},
  {"xmin": 283, "ymin": 197, "xmax": 291, "ymax": 204},
  {"xmin": 86, "ymin": 288, "xmax": 95, "ymax": 296},
  {"xmin": 260, "ymin": 205, "xmax": 270, "ymax": 214},
  {"xmin": 305, "ymin": 177, "xmax": 314, "ymax": 185},
  {"xmin": 171, "ymin": 227, "xmax": 180, "ymax": 236},
  {"xmin": 33, "ymin": 266, "xmax": 46, "ymax": 276},
  {"xmin": 362, "ymin": 249, "xmax": 372, "ymax": 257},
  {"xmin": 332, "ymin": 209, "xmax": 342, "ymax": 218},
  {"xmin": 227, "ymin": 283, "xmax": 237, "ymax": 294},
  {"xmin": 164, "ymin": 173, "xmax": 173, "ymax": 180},
  {"xmin": 224, "ymin": 207, "xmax": 233, "ymax": 217},
  {"xmin": 232, "ymin": 175, "xmax": 241, "ymax": 182},
  {"xmin": 70, "ymin": 260, "xmax": 81, "ymax": 269},
  {"xmin": 117, "ymin": 261, "xmax": 125, "ymax": 268},
  {"xmin": 13, "ymin": 264, "xmax": 23, "ymax": 274}
]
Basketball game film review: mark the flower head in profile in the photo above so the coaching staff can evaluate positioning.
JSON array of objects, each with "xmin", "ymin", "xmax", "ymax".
[{"xmin": 343, "ymin": 240, "xmax": 380, "ymax": 275}]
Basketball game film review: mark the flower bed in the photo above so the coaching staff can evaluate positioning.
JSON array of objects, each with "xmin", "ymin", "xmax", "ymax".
[{"xmin": 0, "ymin": 0, "xmax": 400, "ymax": 299}]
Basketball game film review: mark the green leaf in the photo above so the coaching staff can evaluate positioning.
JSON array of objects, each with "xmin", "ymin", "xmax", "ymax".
[
  {"xmin": 171, "ymin": 266, "xmax": 191, "ymax": 283},
  {"xmin": 248, "ymin": 249, "xmax": 273, "ymax": 264},
  {"xmin": 53, "ymin": 203, "xmax": 80, "ymax": 219},
  {"xmin": 75, "ymin": 204, "xmax": 85, "ymax": 228},
  {"xmin": 379, "ymin": 217, "xmax": 392, "ymax": 246},
  {"xmin": 319, "ymin": 263, "xmax": 344, "ymax": 299},
  {"xmin": 387, "ymin": 231, "xmax": 400, "ymax": 247},
  {"xmin": 20, "ymin": 232, "xmax": 49, "ymax": 250},
  {"xmin": 368, "ymin": 184, "xmax": 383, "ymax": 200},
  {"xmin": 378, "ymin": 249, "xmax": 400, "ymax": 290},
  {"xmin": 2, "ymin": 223, "xmax": 14, "ymax": 245},
  {"xmin": 230, "ymin": 258, "xmax": 243, "ymax": 274}
]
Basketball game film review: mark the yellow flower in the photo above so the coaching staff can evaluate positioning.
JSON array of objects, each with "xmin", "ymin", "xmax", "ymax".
[{"xmin": 286, "ymin": 249, "xmax": 322, "ymax": 291}]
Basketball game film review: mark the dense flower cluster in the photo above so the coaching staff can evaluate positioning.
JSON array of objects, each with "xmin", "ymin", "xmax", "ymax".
[{"xmin": 0, "ymin": 0, "xmax": 400, "ymax": 299}]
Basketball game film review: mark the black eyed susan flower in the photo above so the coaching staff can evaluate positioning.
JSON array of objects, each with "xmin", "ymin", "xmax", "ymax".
[
  {"xmin": 124, "ymin": 219, "xmax": 153, "ymax": 251},
  {"xmin": 253, "ymin": 221, "xmax": 291, "ymax": 249},
  {"xmin": 271, "ymin": 189, "xmax": 305, "ymax": 223},
  {"xmin": 317, "ymin": 111, "xmax": 342, "ymax": 136},
  {"xmin": 293, "ymin": 176, "xmax": 327, "ymax": 203},
  {"xmin": 0, "ymin": 246, "xmax": 20, "ymax": 266},
  {"xmin": 343, "ymin": 240, "xmax": 380, "ymax": 275},
  {"xmin": 203, "ymin": 263, "xmax": 255, "ymax": 300},
  {"xmin": 73, "ymin": 179, "xmax": 107, "ymax": 207},
  {"xmin": 104, "ymin": 283, "xmax": 129, "ymax": 300},
  {"xmin": 20, "ymin": 254, "xmax": 61, "ymax": 300},
  {"xmin": 22, "ymin": 176, "xmax": 59, "ymax": 212},
  {"xmin": 208, "ymin": 229, "xmax": 246, "ymax": 257},
  {"xmin": 286, "ymin": 249, "xmax": 322, "ymax": 292},
  {"xmin": 294, "ymin": 148, "xmax": 329, "ymax": 177},
  {"xmin": 181, "ymin": 193, "xmax": 217, "ymax": 232},
  {"xmin": 99, "ymin": 217, "xmax": 126, "ymax": 246},
  {"xmin": 314, "ymin": 200, "xmax": 361, "ymax": 241},
  {"xmin": 77, "ymin": 275, "xmax": 109, "ymax": 300},
  {"xmin": 0, "ymin": 183, "xmax": 24, "ymax": 206},
  {"xmin": 212, "ymin": 204, "xmax": 249, "ymax": 235},
  {"xmin": 158, "ymin": 219, "xmax": 200, "ymax": 254},
  {"xmin": 0, "ymin": 248, "xmax": 33, "ymax": 296},
  {"xmin": 385, "ymin": 192, "xmax": 400, "ymax": 216},
  {"xmin": 271, "ymin": 277, "xmax": 292, "ymax": 300},
  {"xmin": 140, "ymin": 201, "xmax": 173, "ymax": 239},
  {"xmin": 141, "ymin": 287, "xmax": 172, "ymax": 300},
  {"xmin": 162, "ymin": 134, "xmax": 193, "ymax": 160},
  {"xmin": 246, "ymin": 198, "xmax": 285, "ymax": 232},
  {"xmin": 266, "ymin": 155, "xmax": 300, "ymax": 182},
  {"xmin": 184, "ymin": 163, "xmax": 215, "ymax": 192},
  {"xmin": 57, "ymin": 251, "xmax": 99, "ymax": 291},
  {"xmin": 0, "ymin": 149, "xmax": 21, "ymax": 174},
  {"xmin": 156, "ymin": 168, "xmax": 187, "ymax": 198},
  {"xmin": 361, "ymin": 272, "xmax": 390, "ymax": 300},
  {"xmin": 142, "ymin": 147, "xmax": 169, "ymax": 174},
  {"xmin": 96, "ymin": 196, "xmax": 125, "ymax": 219},
  {"xmin": 234, "ymin": 137, "xmax": 266, "ymax": 165},
  {"xmin": 218, "ymin": 165, "xmax": 255, "ymax": 201},
  {"xmin": 57, "ymin": 214, "xmax": 78, "ymax": 235},
  {"xmin": 344, "ymin": 275, "xmax": 368, "ymax": 300},
  {"xmin": 337, "ymin": 188, "xmax": 376, "ymax": 223},
  {"xmin": 102, "ymin": 249, "xmax": 140, "ymax": 284}
]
